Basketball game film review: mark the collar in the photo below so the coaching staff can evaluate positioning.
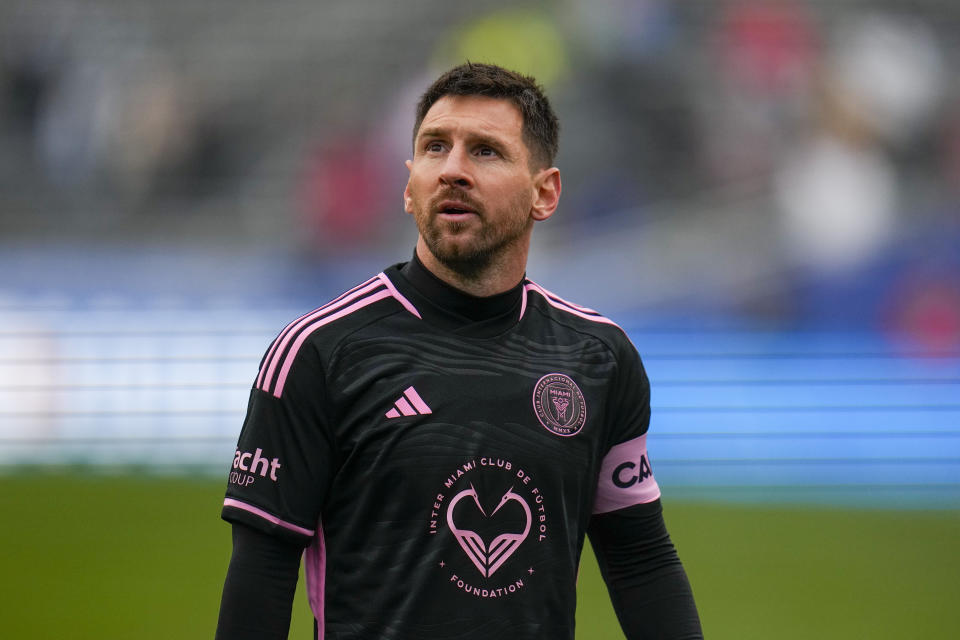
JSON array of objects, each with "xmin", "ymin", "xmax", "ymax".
[{"xmin": 384, "ymin": 252, "xmax": 525, "ymax": 337}]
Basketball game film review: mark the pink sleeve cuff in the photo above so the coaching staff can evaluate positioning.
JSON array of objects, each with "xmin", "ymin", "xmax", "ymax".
[{"xmin": 223, "ymin": 498, "xmax": 315, "ymax": 537}]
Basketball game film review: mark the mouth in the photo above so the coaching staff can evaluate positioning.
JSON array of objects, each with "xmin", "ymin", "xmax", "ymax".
[{"xmin": 436, "ymin": 200, "xmax": 478, "ymax": 218}]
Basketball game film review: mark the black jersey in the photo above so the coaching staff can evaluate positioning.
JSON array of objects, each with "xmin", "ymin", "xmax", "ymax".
[{"xmin": 222, "ymin": 257, "xmax": 662, "ymax": 640}]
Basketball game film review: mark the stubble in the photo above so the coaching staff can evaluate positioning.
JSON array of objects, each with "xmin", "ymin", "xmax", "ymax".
[{"xmin": 416, "ymin": 188, "xmax": 533, "ymax": 281}]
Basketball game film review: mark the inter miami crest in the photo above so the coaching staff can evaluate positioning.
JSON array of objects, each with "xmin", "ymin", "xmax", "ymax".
[{"xmin": 532, "ymin": 373, "xmax": 586, "ymax": 437}]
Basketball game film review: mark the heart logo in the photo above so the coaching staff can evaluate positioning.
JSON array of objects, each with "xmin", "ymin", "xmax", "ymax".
[{"xmin": 446, "ymin": 484, "xmax": 531, "ymax": 578}]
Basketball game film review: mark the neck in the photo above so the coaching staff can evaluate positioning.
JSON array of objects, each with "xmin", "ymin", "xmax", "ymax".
[{"xmin": 414, "ymin": 238, "xmax": 527, "ymax": 297}]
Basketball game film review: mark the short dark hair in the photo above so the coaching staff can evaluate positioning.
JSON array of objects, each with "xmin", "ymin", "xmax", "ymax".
[{"xmin": 413, "ymin": 62, "xmax": 560, "ymax": 169}]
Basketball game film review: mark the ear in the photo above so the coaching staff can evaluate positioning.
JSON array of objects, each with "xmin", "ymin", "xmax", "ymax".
[
  {"xmin": 403, "ymin": 159, "xmax": 414, "ymax": 214},
  {"xmin": 530, "ymin": 167, "xmax": 561, "ymax": 222}
]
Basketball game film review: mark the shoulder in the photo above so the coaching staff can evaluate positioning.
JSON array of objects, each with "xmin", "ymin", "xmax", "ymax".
[
  {"xmin": 521, "ymin": 279, "xmax": 637, "ymax": 355},
  {"xmin": 254, "ymin": 270, "xmax": 420, "ymax": 398}
]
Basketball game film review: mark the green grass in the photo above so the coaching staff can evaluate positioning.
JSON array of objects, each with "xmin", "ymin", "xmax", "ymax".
[{"xmin": 2, "ymin": 473, "xmax": 958, "ymax": 639}]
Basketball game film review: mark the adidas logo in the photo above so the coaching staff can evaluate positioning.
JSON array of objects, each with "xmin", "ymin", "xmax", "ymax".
[{"xmin": 385, "ymin": 386, "xmax": 433, "ymax": 418}]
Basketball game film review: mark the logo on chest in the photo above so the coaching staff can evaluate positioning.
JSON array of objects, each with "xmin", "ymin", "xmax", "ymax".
[
  {"xmin": 447, "ymin": 484, "xmax": 531, "ymax": 578},
  {"xmin": 532, "ymin": 373, "xmax": 586, "ymax": 437},
  {"xmin": 427, "ymin": 457, "xmax": 549, "ymax": 600}
]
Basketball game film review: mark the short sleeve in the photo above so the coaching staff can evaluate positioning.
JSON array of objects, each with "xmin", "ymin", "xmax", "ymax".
[
  {"xmin": 221, "ymin": 342, "xmax": 337, "ymax": 544},
  {"xmin": 593, "ymin": 337, "xmax": 661, "ymax": 514}
]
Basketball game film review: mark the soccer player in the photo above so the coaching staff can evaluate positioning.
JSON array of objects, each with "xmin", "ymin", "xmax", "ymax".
[{"xmin": 216, "ymin": 62, "xmax": 703, "ymax": 639}]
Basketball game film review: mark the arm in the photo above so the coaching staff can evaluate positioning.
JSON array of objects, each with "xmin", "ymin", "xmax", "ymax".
[
  {"xmin": 218, "ymin": 338, "xmax": 336, "ymax": 636},
  {"xmin": 215, "ymin": 523, "xmax": 304, "ymax": 640},
  {"xmin": 591, "ymin": 334, "xmax": 702, "ymax": 637},
  {"xmin": 587, "ymin": 500, "xmax": 703, "ymax": 640}
]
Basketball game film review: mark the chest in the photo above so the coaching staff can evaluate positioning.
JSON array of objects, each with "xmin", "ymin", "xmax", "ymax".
[
  {"xmin": 330, "ymin": 328, "xmax": 613, "ymax": 447},
  {"xmin": 317, "ymin": 326, "xmax": 617, "ymax": 582}
]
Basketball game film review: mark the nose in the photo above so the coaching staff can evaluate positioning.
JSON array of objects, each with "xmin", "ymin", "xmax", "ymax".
[{"xmin": 439, "ymin": 147, "xmax": 473, "ymax": 189}]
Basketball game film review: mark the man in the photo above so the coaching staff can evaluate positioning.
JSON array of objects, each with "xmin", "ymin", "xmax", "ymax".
[{"xmin": 216, "ymin": 62, "xmax": 702, "ymax": 639}]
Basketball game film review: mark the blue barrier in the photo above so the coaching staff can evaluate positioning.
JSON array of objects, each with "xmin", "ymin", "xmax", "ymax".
[{"xmin": 1, "ymin": 302, "xmax": 957, "ymax": 508}]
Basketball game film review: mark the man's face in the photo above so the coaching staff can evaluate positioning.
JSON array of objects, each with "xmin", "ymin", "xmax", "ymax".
[{"xmin": 404, "ymin": 95, "xmax": 540, "ymax": 278}]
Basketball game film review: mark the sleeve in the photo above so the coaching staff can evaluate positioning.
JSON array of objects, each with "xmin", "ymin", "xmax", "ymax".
[
  {"xmin": 587, "ymin": 501, "xmax": 703, "ymax": 640},
  {"xmin": 593, "ymin": 338, "xmax": 660, "ymax": 515},
  {"xmin": 589, "ymin": 336, "xmax": 703, "ymax": 639},
  {"xmin": 215, "ymin": 522, "xmax": 304, "ymax": 640},
  {"xmin": 221, "ymin": 339, "xmax": 337, "ymax": 545}
]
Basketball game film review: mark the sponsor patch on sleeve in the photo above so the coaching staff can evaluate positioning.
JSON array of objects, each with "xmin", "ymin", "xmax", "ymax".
[{"xmin": 593, "ymin": 434, "xmax": 661, "ymax": 514}]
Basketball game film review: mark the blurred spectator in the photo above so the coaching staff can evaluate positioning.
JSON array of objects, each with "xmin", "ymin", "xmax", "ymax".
[
  {"xmin": 0, "ymin": 3, "xmax": 74, "ymax": 149},
  {"xmin": 773, "ymin": 133, "xmax": 897, "ymax": 273},
  {"xmin": 943, "ymin": 106, "xmax": 960, "ymax": 203},
  {"xmin": 297, "ymin": 134, "xmax": 391, "ymax": 249},
  {"xmin": 830, "ymin": 12, "xmax": 945, "ymax": 148},
  {"xmin": 715, "ymin": 0, "xmax": 819, "ymax": 97},
  {"xmin": 0, "ymin": 31, "xmax": 60, "ymax": 141},
  {"xmin": 700, "ymin": 0, "xmax": 820, "ymax": 185},
  {"xmin": 885, "ymin": 269, "xmax": 960, "ymax": 352},
  {"xmin": 431, "ymin": 8, "xmax": 569, "ymax": 90},
  {"xmin": 98, "ymin": 57, "xmax": 196, "ymax": 202}
]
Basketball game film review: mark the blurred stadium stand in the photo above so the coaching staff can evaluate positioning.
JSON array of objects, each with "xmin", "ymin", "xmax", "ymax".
[{"xmin": 1, "ymin": 0, "xmax": 958, "ymax": 507}]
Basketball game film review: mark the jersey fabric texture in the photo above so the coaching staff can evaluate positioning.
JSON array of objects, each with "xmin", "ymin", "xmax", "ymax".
[{"xmin": 222, "ymin": 256, "xmax": 663, "ymax": 640}]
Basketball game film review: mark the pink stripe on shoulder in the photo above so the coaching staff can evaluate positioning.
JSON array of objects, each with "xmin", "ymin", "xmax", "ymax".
[
  {"xmin": 258, "ymin": 273, "xmax": 423, "ymax": 396},
  {"xmin": 256, "ymin": 277, "xmax": 381, "ymax": 390},
  {"xmin": 272, "ymin": 289, "xmax": 391, "ymax": 397},
  {"xmin": 522, "ymin": 282, "xmax": 621, "ymax": 328},
  {"xmin": 593, "ymin": 434, "xmax": 661, "ymax": 514},
  {"xmin": 377, "ymin": 272, "xmax": 421, "ymax": 318},
  {"xmin": 536, "ymin": 283, "xmax": 600, "ymax": 314},
  {"xmin": 223, "ymin": 498, "xmax": 315, "ymax": 536}
]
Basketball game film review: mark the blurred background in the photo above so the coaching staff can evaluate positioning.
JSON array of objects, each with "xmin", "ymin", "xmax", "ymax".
[{"xmin": 1, "ymin": 0, "xmax": 958, "ymax": 638}]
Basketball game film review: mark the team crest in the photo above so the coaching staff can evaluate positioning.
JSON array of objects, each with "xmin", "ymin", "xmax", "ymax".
[{"xmin": 532, "ymin": 373, "xmax": 586, "ymax": 437}]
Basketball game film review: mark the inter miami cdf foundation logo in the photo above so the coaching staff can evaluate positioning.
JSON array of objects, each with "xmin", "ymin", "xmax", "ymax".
[
  {"xmin": 447, "ymin": 484, "xmax": 531, "ymax": 578},
  {"xmin": 532, "ymin": 373, "xmax": 586, "ymax": 437},
  {"xmin": 428, "ymin": 457, "xmax": 549, "ymax": 600}
]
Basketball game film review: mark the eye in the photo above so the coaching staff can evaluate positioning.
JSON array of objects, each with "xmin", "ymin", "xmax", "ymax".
[
  {"xmin": 476, "ymin": 146, "xmax": 499, "ymax": 158},
  {"xmin": 424, "ymin": 141, "xmax": 445, "ymax": 153}
]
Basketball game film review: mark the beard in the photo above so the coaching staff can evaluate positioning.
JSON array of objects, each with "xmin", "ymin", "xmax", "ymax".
[{"xmin": 414, "ymin": 187, "xmax": 532, "ymax": 280}]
